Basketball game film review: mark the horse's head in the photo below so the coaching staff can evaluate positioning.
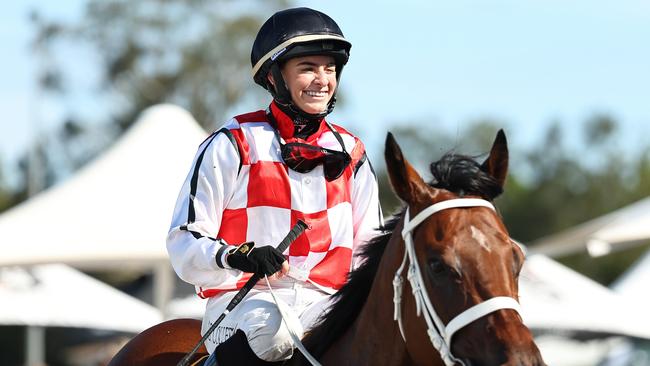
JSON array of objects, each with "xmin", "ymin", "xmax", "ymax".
[{"xmin": 385, "ymin": 130, "xmax": 544, "ymax": 366}]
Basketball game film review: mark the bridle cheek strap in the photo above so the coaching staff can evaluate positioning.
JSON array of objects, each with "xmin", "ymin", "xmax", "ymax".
[{"xmin": 393, "ymin": 198, "xmax": 522, "ymax": 366}]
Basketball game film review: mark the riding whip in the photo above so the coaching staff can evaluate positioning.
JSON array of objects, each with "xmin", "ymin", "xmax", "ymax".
[{"xmin": 177, "ymin": 219, "xmax": 309, "ymax": 366}]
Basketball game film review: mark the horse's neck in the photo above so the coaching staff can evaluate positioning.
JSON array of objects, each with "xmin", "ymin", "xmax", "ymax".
[{"xmin": 328, "ymin": 233, "xmax": 414, "ymax": 366}]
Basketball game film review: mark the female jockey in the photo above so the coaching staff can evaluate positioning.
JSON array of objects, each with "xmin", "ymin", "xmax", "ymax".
[{"xmin": 167, "ymin": 7, "xmax": 382, "ymax": 365}]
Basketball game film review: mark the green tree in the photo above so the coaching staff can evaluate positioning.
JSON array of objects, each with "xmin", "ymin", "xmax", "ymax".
[
  {"xmin": 32, "ymin": 0, "xmax": 288, "ymax": 131},
  {"xmin": 377, "ymin": 119, "xmax": 509, "ymax": 216},
  {"xmin": 377, "ymin": 116, "xmax": 650, "ymax": 243},
  {"xmin": 500, "ymin": 115, "xmax": 650, "ymax": 243},
  {"xmin": 19, "ymin": 0, "xmax": 287, "ymax": 197},
  {"xmin": 0, "ymin": 165, "xmax": 12, "ymax": 213},
  {"xmin": 377, "ymin": 116, "xmax": 650, "ymax": 285},
  {"xmin": 0, "ymin": 160, "xmax": 27, "ymax": 214}
]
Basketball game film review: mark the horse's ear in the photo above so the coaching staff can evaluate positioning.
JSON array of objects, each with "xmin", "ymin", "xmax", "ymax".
[
  {"xmin": 481, "ymin": 129, "xmax": 509, "ymax": 187},
  {"xmin": 385, "ymin": 132, "xmax": 428, "ymax": 203}
]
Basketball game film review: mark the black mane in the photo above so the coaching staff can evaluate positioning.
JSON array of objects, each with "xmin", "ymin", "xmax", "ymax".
[
  {"xmin": 296, "ymin": 213, "xmax": 401, "ymax": 361},
  {"xmin": 429, "ymin": 152, "xmax": 503, "ymax": 200},
  {"xmin": 293, "ymin": 151, "xmax": 500, "ymax": 363}
]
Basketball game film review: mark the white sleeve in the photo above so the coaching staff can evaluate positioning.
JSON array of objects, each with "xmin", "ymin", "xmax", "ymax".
[
  {"xmin": 166, "ymin": 130, "xmax": 241, "ymax": 288},
  {"xmin": 351, "ymin": 153, "xmax": 383, "ymax": 269}
]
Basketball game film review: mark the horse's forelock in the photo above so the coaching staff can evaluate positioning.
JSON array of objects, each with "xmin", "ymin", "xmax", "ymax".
[{"xmin": 430, "ymin": 153, "xmax": 503, "ymax": 200}]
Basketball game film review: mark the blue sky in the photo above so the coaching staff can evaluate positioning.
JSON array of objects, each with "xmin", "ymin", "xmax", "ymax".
[
  {"xmin": 2, "ymin": 1, "xmax": 650, "ymax": 183},
  {"xmin": 309, "ymin": 1, "xmax": 650, "ymax": 157}
]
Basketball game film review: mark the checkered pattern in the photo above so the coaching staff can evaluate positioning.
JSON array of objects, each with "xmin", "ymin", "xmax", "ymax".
[
  {"xmin": 195, "ymin": 111, "xmax": 365, "ymax": 298},
  {"xmin": 167, "ymin": 107, "xmax": 381, "ymax": 299}
]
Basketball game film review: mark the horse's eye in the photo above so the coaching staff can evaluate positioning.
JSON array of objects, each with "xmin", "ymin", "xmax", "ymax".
[{"xmin": 428, "ymin": 258, "xmax": 446, "ymax": 275}]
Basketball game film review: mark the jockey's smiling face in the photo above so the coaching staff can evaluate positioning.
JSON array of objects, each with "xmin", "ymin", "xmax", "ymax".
[{"xmin": 270, "ymin": 55, "xmax": 337, "ymax": 115}]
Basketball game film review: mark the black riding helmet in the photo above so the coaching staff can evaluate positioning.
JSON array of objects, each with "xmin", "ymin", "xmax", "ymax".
[{"xmin": 251, "ymin": 7, "xmax": 352, "ymax": 120}]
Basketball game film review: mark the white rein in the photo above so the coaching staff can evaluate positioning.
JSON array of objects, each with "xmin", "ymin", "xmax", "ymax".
[{"xmin": 393, "ymin": 198, "xmax": 522, "ymax": 366}]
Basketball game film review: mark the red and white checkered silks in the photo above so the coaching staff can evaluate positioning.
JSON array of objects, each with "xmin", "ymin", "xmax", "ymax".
[{"xmin": 167, "ymin": 106, "xmax": 382, "ymax": 299}]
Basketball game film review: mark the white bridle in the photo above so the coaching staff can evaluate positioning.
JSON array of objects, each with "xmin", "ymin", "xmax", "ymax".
[{"xmin": 393, "ymin": 198, "xmax": 522, "ymax": 366}]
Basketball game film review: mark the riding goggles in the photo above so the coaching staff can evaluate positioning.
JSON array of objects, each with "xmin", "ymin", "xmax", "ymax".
[
  {"xmin": 281, "ymin": 140, "xmax": 351, "ymax": 181},
  {"xmin": 269, "ymin": 116, "xmax": 351, "ymax": 181}
]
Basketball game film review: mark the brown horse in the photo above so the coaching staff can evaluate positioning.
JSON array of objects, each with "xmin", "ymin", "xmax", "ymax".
[{"xmin": 109, "ymin": 130, "xmax": 545, "ymax": 366}]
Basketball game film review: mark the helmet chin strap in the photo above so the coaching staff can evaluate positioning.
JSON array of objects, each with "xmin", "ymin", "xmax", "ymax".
[{"xmin": 268, "ymin": 64, "xmax": 337, "ymax": 122}]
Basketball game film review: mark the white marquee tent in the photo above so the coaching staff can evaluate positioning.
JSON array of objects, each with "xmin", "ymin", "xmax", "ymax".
[
  {"xmin": 166, "ymin": 293, "xmax": 206, "ymax": 320},
  {"xmin": 0, "ymin": 104, "xmax": 208, "ymax": 310},
  {"xmin": 530, "ymin": 197, "xmax": 650, "ymax": 257},
  {"xmin": 611, "ymin": 249, "xmax": 650, "ymax": 306},
  {"xmin": 519, "ymin": 254, "xmax": 650, "ymax": 339},
  {"xmin": 0, "ymin": 104, "xmax": 206, "ymax": 266},
  {"xmin": 0, "ymin": 263, "xmax": 163, "ymax": 365},
  {"xmin": 0, "ymin": 264, "xmax": 162, "ymax": 331}
]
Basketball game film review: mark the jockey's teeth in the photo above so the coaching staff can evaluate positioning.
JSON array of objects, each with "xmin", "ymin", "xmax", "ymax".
[{"xmin": 305, "ymin": 91, "xmax": 327, "ymax": 97}]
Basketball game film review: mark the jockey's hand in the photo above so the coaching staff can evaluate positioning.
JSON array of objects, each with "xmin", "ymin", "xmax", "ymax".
[{"xmin": 226, "ymin": 242, "xmax": 287, "ymax": 276}]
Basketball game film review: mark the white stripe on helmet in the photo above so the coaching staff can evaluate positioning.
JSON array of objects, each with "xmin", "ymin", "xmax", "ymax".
[{"xmin": 251, "ymin": 34, "xmax": 348, "ymax": 77}]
